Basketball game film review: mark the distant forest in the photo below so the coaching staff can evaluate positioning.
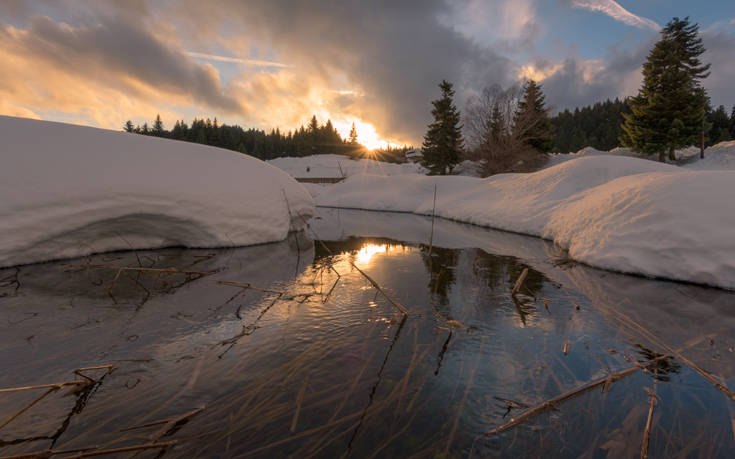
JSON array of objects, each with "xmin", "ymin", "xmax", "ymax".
[
  {"xmin": 123, "ymin": 115, "xmax": 410, "ymax": 163},
  {"xmin": 550, "ymin": 99, "xmax": 735, "ymax": 153},
  {"xmin": 125, "ymin": 101, "xmax": 735, "ymax": 161}
]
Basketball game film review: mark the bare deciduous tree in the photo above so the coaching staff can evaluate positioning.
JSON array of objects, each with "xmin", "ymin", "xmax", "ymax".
[{"xmin": 465, "ymin": 84, "xmax": 550, "ymax": 177}]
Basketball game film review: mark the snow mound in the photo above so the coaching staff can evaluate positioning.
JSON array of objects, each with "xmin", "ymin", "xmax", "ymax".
[
  {"xmin": 317, "ymin": 155, "xmax": 735, "ymax": 289},
  {"xmin": 545, "ymin": 171, "xmax": 735, "ymax": 287},
  {"xmin": 0, "ymin": 116, "xmax": 314, "ymax": 267},
  {"xmin": 267, "ymin": 154, "xmax": 426, "ymax": 178},
  {"xmin": 546, "ymin": 144, "xmax": 706, "ymax": 169},
  {"xmin": 682, "ymin": 141, "xmax": 735, "ymax": 170}
]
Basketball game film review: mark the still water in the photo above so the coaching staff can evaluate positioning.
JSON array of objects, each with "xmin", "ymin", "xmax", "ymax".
[{"xmin": 0, "ymin": 208, "xmax": 734, "ymax": 458}]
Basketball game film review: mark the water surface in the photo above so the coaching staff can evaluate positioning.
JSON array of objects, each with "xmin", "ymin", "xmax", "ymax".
[{"xmin": 1, "ymin": 208, "xmax": 734, "ymax": 457}]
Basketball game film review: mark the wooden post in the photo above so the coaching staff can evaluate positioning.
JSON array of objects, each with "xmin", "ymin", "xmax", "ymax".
[{"xmin": 701, "ymin": 117, "xmax": 705, "ymax": 159}]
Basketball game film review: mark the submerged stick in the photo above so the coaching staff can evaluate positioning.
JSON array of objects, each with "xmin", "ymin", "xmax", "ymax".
[
  {"xmin": 119, "ymin": 407, "xmax": 205, "ymax": 434},
  {"xmin": 79, "ymin": 265, "xmax": 215, "ymax": 276},
  {"xmin": 0, "ymin": 380, "xmax": 89, "ymax": 393},
  {"xmin": 0, "ymin": 388, "xmax": 57, "ymax": 430},
  {"xmin": 350, "ymin": 263, "xmax": 408, "ymax": 316},
  {"xmin": 290, "ymin": 377, "xmax": 310, "ymax": 433},
  {"xmin": 63, "ymin": 441, "xmax": 177, "ymax": 458},
  {"xmin": 640, "ymin": 385, "xmax": 658, "ymax": 459},
  {"xmin": 482, "ymin": 356, "xmax": 668, "ymax": 437},
  {"xmin": 0, "ymin": 442, "xmax": 176, "ymax": 459},
  {"xmin": 445, "ymin": 337, "xmax": 484, "ymax": 453},
  {"xmin": 216, "ymin": 280, "xmax": 284, "ymax": 296},
  {"xmin": 611, "ymin": 307, "xmax": 735, "ymax": 402},
  {"xmin": 511, "ymin": 268, "xmax": 529, "ymax": 297}
]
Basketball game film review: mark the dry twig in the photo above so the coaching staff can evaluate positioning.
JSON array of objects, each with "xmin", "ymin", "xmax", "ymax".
[
  {"xmin": 640, "ymin": 384, "xmax": 658, "ymax": 459},
  {"xmin": 511, "ymin": 268, "xmax": 529, "ymax": 297},
  {"xmin": 482, "ymin": 355, "xmax": 669, "ymax": 437}
]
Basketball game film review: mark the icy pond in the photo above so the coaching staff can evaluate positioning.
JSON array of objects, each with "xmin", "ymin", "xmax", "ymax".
[{"xmin": 1, "ymin": 208, "xmax": 734, "ymax": 458}]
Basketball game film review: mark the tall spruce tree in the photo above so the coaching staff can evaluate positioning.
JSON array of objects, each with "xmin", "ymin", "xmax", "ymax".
[
  {"xmin": 514, "ymin": 80, "xmax": 553, "ymax": 153},
  {"xmin": 621, "ymin": 17, "xmax": 711, "ymax": 161},
  {"xmin": 123, "ymin": 120, "xmax": 135, "ymax": 133},
  {"xmin": 421, "ymin": 80, "xmax": 464, "ymax": 175}
]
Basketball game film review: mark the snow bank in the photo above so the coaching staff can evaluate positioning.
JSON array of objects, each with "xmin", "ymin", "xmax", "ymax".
[
  {"xmin": 0, "ymin": 116, "xmax": 314, "ymax": 267},
  {"xmin": 317, "ymin": 155, "xmax": 735, "ymax": 289},
  {"xmin": 682, "ymin": 141, "xmax": 735, "ymax": 170},
  {"xmin": 548, "ymin": 141, "xmax": 735, "ymax": 171},
  {"xmin": 267, "ymin": 154, "xmax": 426, "ymax": 178}
]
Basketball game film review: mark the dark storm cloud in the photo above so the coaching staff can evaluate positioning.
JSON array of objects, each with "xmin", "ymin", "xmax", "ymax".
[
  {"xmin": 539, "ymin": 45, "xmax": 649, "ymax": 112},
  {"xmin": 173, "ymin": 0, "xmax": 517, "ymax": 142}
]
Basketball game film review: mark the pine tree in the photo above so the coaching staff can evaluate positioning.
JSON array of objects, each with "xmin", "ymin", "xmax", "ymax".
[
  {"xmin": 421, "ymin": 80, "xmax": 464, "ymax": 175},
  {"xmin": 123, "ymin": 120, "xmax": 135, "ymax": 133},
  {"xmin": 349, "ymin": 122, "xmax": 359, "ymax": 145},
  {"xmin": 708, "ymin": 105, "xmax": 731, "ymax": 144},
  {"xmin": 514, "ymin": 80, "xmax": 553, "ymax": 152},
  {"xmin": 621, "ymin": 17, "xmax": 711, "ymax": 161},
  {"xmin": 152, "ymin": 114, "xmax": 164, "ymax": 137}
]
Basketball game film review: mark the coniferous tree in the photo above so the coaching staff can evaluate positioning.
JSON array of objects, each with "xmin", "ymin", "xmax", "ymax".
[
  {"xmin": 549, "ymin": 98, "xmax": 631, "ymax": 152},
  {"xmin": 707, "ymin": 105, "xmax": 732, "ymax": 144},
  {"xmin": 125, "ymin": 113, "xmax": 402, "ymax": 161},
  {"xmin": 621, "ymin": 17, "xmax": 711, "ymax": 161},
  {"xmin": 123, "ymin": 120, "xmax": 135, "ymax": 133},
  {"xmin": 421, "ymin": 80, "xmax": 464, "ymax": 175},
  {"xmin": 349, "ymin": 122, "xmax": 359, "ymax": 145},
  {"xmin": 152, "ymin": 114, "xmax": 164, "ymax": 137},
  {"xmin": 514, "ymin": 80, "xmax": 553, "ymax": 153}
]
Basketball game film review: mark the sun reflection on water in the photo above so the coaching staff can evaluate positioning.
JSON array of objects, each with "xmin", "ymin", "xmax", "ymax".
[{"xmin": 355, "ymin": 243, "xmax": 387, "ymax": 265}]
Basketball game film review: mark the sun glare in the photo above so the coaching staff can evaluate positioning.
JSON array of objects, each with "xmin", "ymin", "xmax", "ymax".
[{"xmin": 335, "ymin": 120, "xmax": 398, "ymax": 151}]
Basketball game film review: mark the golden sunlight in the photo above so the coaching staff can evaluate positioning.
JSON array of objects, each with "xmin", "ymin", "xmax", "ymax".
[
  {"xmin": 355, "ymin": 243, "xmax": 387, "ymax": 266},
  {"xmin": 517, "ymin": 64, "xmax": 562, "ymax": 82},
  {"xmin": 335, "ymin": 120, "xmax": 398, "ymax": 151}
]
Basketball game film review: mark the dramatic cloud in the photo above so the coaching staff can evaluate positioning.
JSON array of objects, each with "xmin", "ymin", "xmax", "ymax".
[
  {"xmin": 1, "ymin": 0, "xmax": 733, "ymax": 144},
  {"xmin": 565, "ymin": 0, "xmax": 660, "ymax": 31},
  {"xmin": 523, "ymin": 28, "xmax": 735, "ymax": 113}
]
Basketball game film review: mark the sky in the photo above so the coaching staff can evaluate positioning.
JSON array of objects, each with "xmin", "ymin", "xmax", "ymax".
[{"xmin": 1, "ymin": 0, "xmax": 734, "ymax": 148}]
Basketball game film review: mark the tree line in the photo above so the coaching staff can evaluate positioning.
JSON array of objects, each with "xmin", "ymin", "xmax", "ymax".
[
  {"xmin": 124, "ymin": 115, "xmax": 413, "ymax": 163},
  {"xmin": 550, "ymin": 99, "xmax": 734, "ymax": 154},
  {"xmin": 124, "ymin": 114, "xmax": 364, "ymax": 161}
]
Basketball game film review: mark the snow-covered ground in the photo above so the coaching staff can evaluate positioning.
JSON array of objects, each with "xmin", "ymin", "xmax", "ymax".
[
  {"xmin": 316, "ymin": 155, "xmax": 735, "ymax": 290},
  {"xmin": 547, "ymin": 141, "xmax": 735, "ymax": 170},
  {"xmin": 0, "ymin": 116, "xmax": 314, "ymax": 267},
  {"xmin": 266, "ymin": 154, "xmax": 426, "ymax": 178},
  {"xmin": 681, "ymin": 141, "xmax": 735, "ymax": 170}
]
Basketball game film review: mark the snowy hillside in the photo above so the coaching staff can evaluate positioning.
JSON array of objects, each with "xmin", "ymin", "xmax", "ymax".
[
  {"xmin": 267, "ymin": 154, "xmax": 426, "ymax": 178},
  {"xmin": 316, "ymin": 155, "xmax": 735, "ymax": 290},
  {"xmin": 0, "ymin": 116, "xmax": 314, "ymax": 267}
]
